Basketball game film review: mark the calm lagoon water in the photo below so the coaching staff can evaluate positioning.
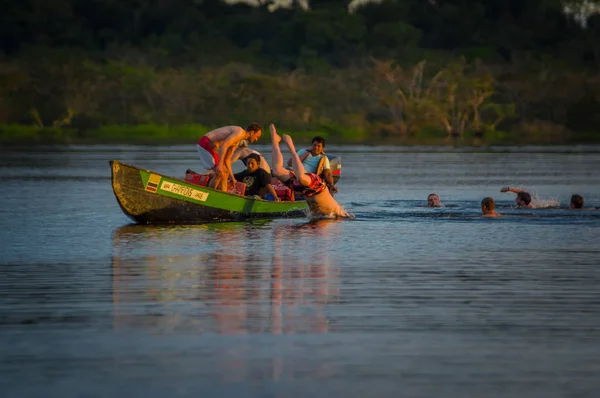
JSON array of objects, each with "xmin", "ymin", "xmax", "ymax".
[{"xmin": 1, "ymin": 144, "xmax": 600, "ymax": 398}]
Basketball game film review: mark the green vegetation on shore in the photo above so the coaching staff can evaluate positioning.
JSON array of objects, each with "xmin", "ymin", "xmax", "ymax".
[
  {"xmin": 0, "ymin": 123, "xmax": 369, "ymax": 145},
  {"xmin": 1, "ymin": 0, "xmax": 599, "ymax": 146},
  {"xmin": 3, "ymin": 122, "xmax": 593, "ymax": 147}
]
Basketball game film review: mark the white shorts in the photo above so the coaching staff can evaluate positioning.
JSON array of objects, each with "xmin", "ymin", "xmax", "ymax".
[{"xmin": 197, "ymin": 144, "xmax": 216, "ymax": 170}]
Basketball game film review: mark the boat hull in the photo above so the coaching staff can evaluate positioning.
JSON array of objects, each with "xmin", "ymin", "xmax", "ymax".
[{"xmin": 110, "ymin": 161, "xmax": 308, "ymax": 224}]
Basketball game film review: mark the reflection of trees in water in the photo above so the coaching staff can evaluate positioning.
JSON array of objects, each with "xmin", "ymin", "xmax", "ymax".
[{"xmin": 111, "ymin": 220, "xmax": 341, "ymax": 335}]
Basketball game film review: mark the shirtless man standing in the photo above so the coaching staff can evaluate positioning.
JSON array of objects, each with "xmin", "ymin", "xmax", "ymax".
[
  {"xmin": 196, "ymin": 123, "xmax": 262, "ymax": 191},
  {"xmin": 270, "ymin": 124, "xmax": 347, "ymax": 218}
]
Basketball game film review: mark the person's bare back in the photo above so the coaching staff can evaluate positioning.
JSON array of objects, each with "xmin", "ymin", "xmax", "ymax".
[{"xmin": 205, "ymin": 126, "xmax": 246, "ymax": 151}]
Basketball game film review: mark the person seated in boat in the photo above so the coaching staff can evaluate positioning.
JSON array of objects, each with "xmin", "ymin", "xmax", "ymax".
[
  {"xmin": 231, "ymin": 140, "xmax": 271, "ymax": 174},
  {"xmin": 426, "ymin": 193, "xmax": 443, "ymax": 207},
  {"xmin": 196, "ymin": 123, "xmax": 263, "ymax": 191},
  {"xmin": 500, "ymin": 186, "xmax": 533, "ymax": 208},
  {"xmin": 286, "ymin": 136, "xmax": 337, "ymax": 194},
  {"xmin": 481, "ymin": 197, "xmax": 501, "ymax": 217},
  {"xmin": 270, "ymin": 124, "xmax": 347, "ymax": 218},
  {"xmin": 234, "ymin": 154, "xmax": 279, "ymax": 201}
]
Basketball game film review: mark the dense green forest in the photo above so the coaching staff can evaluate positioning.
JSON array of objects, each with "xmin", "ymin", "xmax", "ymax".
[{"xmin": 1, "ymin": 0, "xmax": 599, "ymax": 144}]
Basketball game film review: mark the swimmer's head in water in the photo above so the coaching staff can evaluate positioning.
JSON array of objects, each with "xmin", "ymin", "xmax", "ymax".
[
  {"xmin": 570, "ymin": 194, "xmax": 584, "ymax": 209},
  {"xmin": 427, "ymin": 193, "xmax": 442, "ymax": 207},
  {"xmin": 481, "ymin": 197, "xmax": 495, "ymax": 211},
  {"xmin": 516, "ymin": 192, "xmax": 532, "ymax": 206}
]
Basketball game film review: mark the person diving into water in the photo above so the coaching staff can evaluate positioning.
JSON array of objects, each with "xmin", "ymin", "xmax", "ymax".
[{"xmin": 270, "ymin": 124, "xmax": 348, "ymax": 218}]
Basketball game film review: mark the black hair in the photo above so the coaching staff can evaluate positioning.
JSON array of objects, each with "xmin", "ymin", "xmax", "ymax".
[
  {"xmin": 571, "ymin": 194, "xmax": 584, "ymax": 208},
  {"xmin": 517, "ymin": 192, "xmax": 532, "ymax": 205},
  {"xmin": 311, "ymin": 136, "xmax": 325, "ymax": 146},
  {"xmin": 246, "ymin": 122, "xmax": 263, "ymax": 133},
  {"xmin": 244, "ymin": 153, "xmax": 261, "ymax": 164}
]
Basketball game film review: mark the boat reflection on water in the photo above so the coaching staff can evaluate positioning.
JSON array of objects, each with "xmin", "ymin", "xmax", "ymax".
[
  {"xmin": 111, "ymin": 220, "xmax": 342, "ymax": 335},
  {"xmin": 111, "ymin": 221, "xmax": 343, "ymax": 381}
]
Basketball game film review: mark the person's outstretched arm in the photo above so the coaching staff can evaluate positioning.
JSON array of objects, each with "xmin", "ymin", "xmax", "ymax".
[
  {"xmin": 221, "ymin": 145, "xmax": 236, "ymax": 185},
  {"xmin": 225, "ymin": 147, "xmax": 237, "ymax": 184},
  {"xmin": 501, "ymin": 186, "xmax": 525, "ymax": 193}
]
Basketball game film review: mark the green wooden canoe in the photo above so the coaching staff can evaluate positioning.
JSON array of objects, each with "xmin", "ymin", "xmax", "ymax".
[{"xmin": 110, "ymin": 160, "xmax": 308, "ymax": 224}]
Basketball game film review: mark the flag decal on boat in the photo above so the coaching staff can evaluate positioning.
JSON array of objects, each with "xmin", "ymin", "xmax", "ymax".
[{"xmin": 145, "ymin": 173, "xmax": 161, "ymax": 193}]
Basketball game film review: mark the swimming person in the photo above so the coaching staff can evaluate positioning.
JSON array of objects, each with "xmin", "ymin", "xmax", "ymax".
[
  {"xmin": 570, "ymin": 194, "xmax": 584, "ymax": 209},
  {"xmin": 500, "ymin": 186, "xmax": 533, "ymax": 208},
  {"xmin": 481, "ymin": 197, "xmax": 501, "ymax": 217},
  {"xmin": 426, "ymin": 193, "xmax": 443, "ymax": 207},
  {"xmin": 270, "ymin": 124, "xmax": 347, "ymax": 218}
]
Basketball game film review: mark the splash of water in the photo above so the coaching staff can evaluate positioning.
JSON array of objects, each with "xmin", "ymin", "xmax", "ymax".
[
  {"xmin": 341, "ymin": 206, "xmax": 356, "ymax": 219},
  {"xmin": 308, "ymin": 205, "xmax": 355, "ymax": 220},
  {"xmin": 531, "ymin": 195, "xmax": 561, "ymax": 209},
  {"xmin": 503, "ymin": 185, "xmax": 561, "ymax": 209}
]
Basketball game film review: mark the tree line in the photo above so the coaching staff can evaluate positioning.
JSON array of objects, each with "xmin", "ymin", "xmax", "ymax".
[{"xmin": 1, "ymin": 0, "xmax": 599, "ymax": 143}]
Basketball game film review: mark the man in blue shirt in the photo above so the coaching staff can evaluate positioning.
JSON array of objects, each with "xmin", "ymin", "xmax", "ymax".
[{"xmin": 287, "ymin": 136, "xmax": 337, "ymax": 193}]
